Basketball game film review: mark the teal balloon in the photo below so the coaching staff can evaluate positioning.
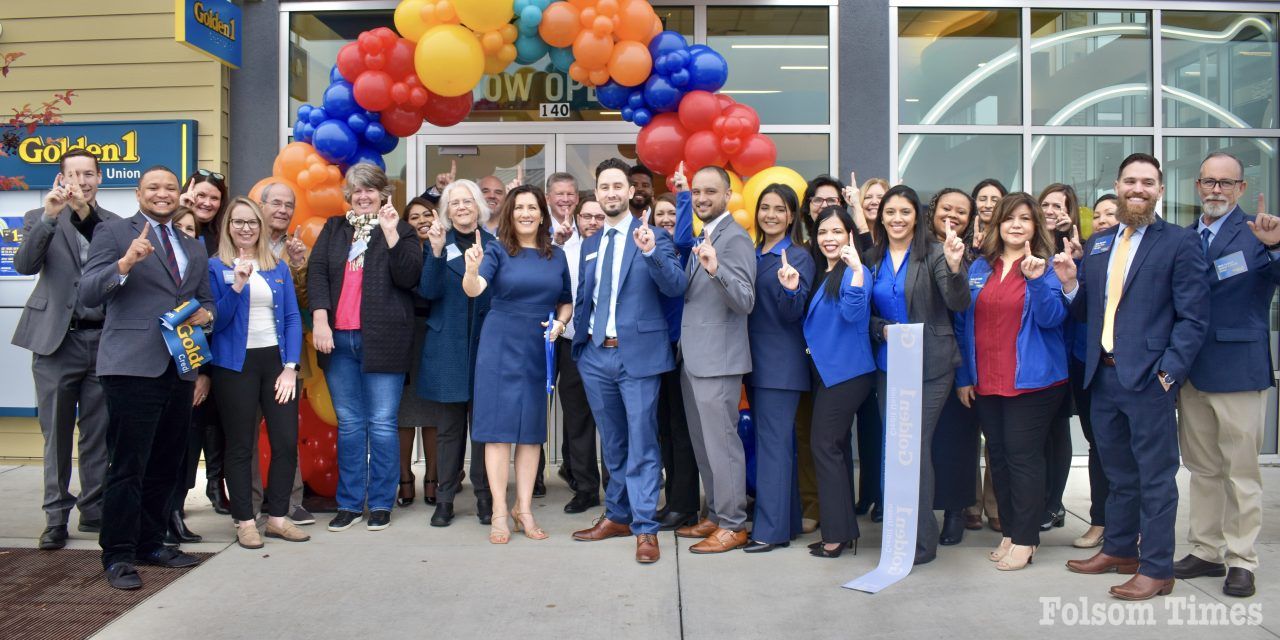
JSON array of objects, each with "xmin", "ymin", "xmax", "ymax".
[
  {"xmin": 549, "ymin": 47, "xmax": 574, "ymax": 74},
  {"xmin": 515, "ymin": 33, "xmax": 550, "ymax": 65}
]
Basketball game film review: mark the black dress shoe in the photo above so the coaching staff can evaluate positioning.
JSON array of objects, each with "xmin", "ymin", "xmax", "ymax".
[
  {"xmin": 870, "ymin": 504, "xmax": 883, "ymax": 523},
  {"xmin": 657, "ymin": 510, "xmax": 697, "ymax": 531},
  {"xmin": 1224, "ymin": 567, "xmax": 1256, "ymax": 598},
  {"xmin": 206, "ymin": 480, "xmax": 231, "ymax": 515},
  {"xmin": 532, "ymin": 476, "xmax": 547, "ymax": 498},
  {"xmin": 854, "ymin": 500, "xmax": 874, "ymax": 516},
  {"xmin": 1173, "ymin": 554, "xmax": 1227, "ymax": 579},
  {"xmin": 743, "ymin": 540, "xmax": 788, "ymax": 553},
  {"xmin": 430, "ymin": 502, "xmax": 455, "ymax": 527},
  {"xmin": 563, "ymin": 492, "xmax": 601, "ymax": 514},
  {"xmin": 138, "ymin": 547, "xmax": 201, "ymax": 568},
  {"xmin": 163, "ymin": 529, "xmax": 179, "ymax": 547},
  {"xmin": 77, "ymin": 518, "xmax": 101, "ymax": 533},
  {"xmin": 168, "ymin": 510, "xmax": 203, "ymax": 543},
  {"xmin": 38, "ymin": 525, "xmax": 68, "ymax": 550},
  {"xmin": 476, "ymin": 494, "xmax": 493, "ymax": 525},
  {"xmin": 939, "ymin": 510, "xmax": 965, "ymax": 546},
  {"xmin": 105, "ymin": 562, "xmax": 142, "ymax": 590},
  {"xmin": 1039, "ymin": 508, "xmax": 1065, "ymax": 531},
  {"xmin": 914, "ymin": 550, "xmax": 937, "ymax": 566}
]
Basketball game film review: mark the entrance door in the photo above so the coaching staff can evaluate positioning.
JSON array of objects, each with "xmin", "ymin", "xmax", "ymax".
[{"xmin": 407, "ymin": 134, "xmax": 556, "ymax": 210}]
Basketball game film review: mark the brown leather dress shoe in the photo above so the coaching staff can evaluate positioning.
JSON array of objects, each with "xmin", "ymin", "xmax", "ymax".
[
  {"xmin": 988, "ymin": 517, "xmax": 1002, "ymax": 532},
  {"xmin": 675, "ymin": 518, "xmax": 717, "ymax": 539},
  {"xmin": 572, "ymin": 518, "xmax": 631, "ymax": 541},
  {"xmin": 1066, "ymin": 551, "xmax": 1139, "ymax": 575},
  {"xmin": 1110, "ymin": 574, "xmax": 1174, "ymax": 600},
  {"xmin": 636, "ymin": 534, "xmax": 660, "ymax": 564},
  {"xmin": 689, "ymin": 528, "xmax": 749, "ymax": 554},
  {"xmin": 964, "ymin": 513, "xmax": 983, "ymax": 531}
]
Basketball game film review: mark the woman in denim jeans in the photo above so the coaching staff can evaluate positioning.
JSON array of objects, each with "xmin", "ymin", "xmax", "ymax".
[{"xmin": 308, "ymin": 164, "xmax": 423, "ymax": 533}]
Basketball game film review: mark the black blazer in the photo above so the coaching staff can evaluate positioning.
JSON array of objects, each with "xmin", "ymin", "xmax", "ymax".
[
  {"xmin": 308, "ymin": 215, "xmax": 423, "ymax": 373},
  {"xmin": 870, "ymin": 241, "xmax": 970, "ymax": 381}
]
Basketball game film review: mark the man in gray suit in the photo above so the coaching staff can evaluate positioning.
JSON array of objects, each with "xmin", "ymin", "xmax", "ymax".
[
  {"xmin": 675, "ymin": 166, "xmax": 756, "ymax": 553},
  {"xmin": 81, "ymin": 166, "xmax": 215, "ymax": 590},
  {"xmin": 12, "ymin": 149, "xmax": 117, "ymax": 550}
]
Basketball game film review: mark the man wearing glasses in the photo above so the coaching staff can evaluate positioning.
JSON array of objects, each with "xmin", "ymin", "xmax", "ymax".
[{"xmin": 1173, "ymin": 152, "xmax": 1280, "ymax": 598}]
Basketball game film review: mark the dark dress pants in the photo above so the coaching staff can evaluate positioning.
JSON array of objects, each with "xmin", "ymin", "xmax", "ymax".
[
  {"xmin": 932, "ymin": 390, "xmax": 979, "ymax": 510},
  {"xmin": 557, "ymin": 337, "xmax": 601, "ymax": 496},
  {"xmin": 1070, "ymin": 356, "xmax": 1107, "ymax": 525},
  {"xmin": 657, "ymin": 347, "xmax": 699, "ymax": 514},
  {"xmin": 1042, "ymin": 390, "xmax": 1073, "ymax": 517},
  {"xmin": 854, "ymin": 389, "xmax": 883, "ymax": 508},
  {"xmin": 169, "ymin": 383, "xmax": 223, "ymax": 515},
  {"xmin": 811, "ymin": 371, "xmax": 874, "ymax": 544},
  {"xmin": 748, "ymin": 387, "xmax": 803, "ymax": 544},
  {"xmin": 433, "ymin": 401, "xmax": 490, "ymax": 505}
]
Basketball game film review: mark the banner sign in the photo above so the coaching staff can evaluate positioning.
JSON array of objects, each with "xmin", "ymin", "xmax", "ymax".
[
  {"xmin": 160, "ymin": 299, "xmax": 211, "ymax": 374},
  {"xmin": 845, "ymin": 323, "xmax": 924, "ymax": 594},
  {"xmin": 175, "ymin": 0, "xmax": 242, "ymax": 68},
  {"xmin": 2, "ymin": 120, "xmax": 197, "ymax": 190},
  {"xmin": 0, "ymin": 216, "xmax": 31, "ymax": 279}
]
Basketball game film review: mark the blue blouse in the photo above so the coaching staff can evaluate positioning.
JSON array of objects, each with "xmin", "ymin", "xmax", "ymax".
[{"xmin": 871, "ymin": 247, "xmax": 911, "ymax": 371}]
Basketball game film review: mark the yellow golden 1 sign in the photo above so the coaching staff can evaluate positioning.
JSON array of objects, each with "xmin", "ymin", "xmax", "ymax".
[{"xmin": 174, "ymin": 0, "xmax": 241, "ymax": 68}]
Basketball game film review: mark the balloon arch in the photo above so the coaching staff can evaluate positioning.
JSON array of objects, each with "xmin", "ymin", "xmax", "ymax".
[{"xmin": 255, "ymin": 0, "xmax": 811, "ymax": 496}]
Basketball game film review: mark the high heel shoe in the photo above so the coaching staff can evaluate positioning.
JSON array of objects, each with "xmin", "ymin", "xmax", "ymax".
[
  {"xmin": 396, "ymin": 474, "xmax": 415, "ymax": 507},
  {"xmin": 423, "ymin": 480, "xmax": 438, "ymax": 506},
  {"xmin": 996, "ymin": 544, "xmax": 1036, "ymax": 571},
  {"xmin": 511, "ymin": 508, "xmax": 548, "ymax": 540},
  {"xmin": 809, "ymin": 540, "xmax": 855, "ymax": 558},
  {"xmin": 1040, "ymin": 508, "xmax": 1065, "ymax": 531},
  {"xmin": 989, "ymin": 537, "xmax": 1013, "ymax": 562},
  {"xmin": 488, "ymin": 514, "xmax": 510, "ymax": 545}
]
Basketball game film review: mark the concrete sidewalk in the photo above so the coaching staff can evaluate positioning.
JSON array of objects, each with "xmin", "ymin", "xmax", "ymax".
[{"xmin": 1, "ymin": 462, "xmax": 1278, "ymax": 639}]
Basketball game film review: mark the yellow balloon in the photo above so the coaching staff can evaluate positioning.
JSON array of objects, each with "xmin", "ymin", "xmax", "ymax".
[
  {"xmin": 455, "ymin": 0, "xmax": 514, "ymax": 33},
  {"xmin": 731, "ymin": 208, "xmax": 755, "ymax": 240},
  {"xmin": 743, "ymin": 166, "xmax": 809, "ymax": 232},
  {"xmin": 415, "ymin": 24, "xmax": 486, "ymax": 98},
  {"xmin": 394, "ymin": 0, "xmax": 429, "ymax": 41},
  {"xmin": 302, "ymin": 339, "xmax": 338, "ymax": 426}
]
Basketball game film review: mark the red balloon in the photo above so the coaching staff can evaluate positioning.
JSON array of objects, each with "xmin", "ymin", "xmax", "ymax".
[
  {"xmin": 386, "ymin": 39, "xmax": 416, "ymax": 79},
  {"xmin": 678, "ymin": 91, "xmax": 723, "ymax": 133},
  {"xmin": 683, "ymin": 130, "xmax": 728, "ymax": 173},
  {"xmin": 722, "ymin": 104, "xmax": 761, "ymax": 136},
  {"xmin": 336, "ymin": 42, "xmax": 366, "ymax": 82},
  {"xmin": 309, "ymin": 470, "xmax": 338, "ymax": 498},
  {"xmin": 380, "ymin": 105, "xmax": 425, "ymax": 137},
  {"xmin": 730, "ymin": 134, "xmax": 778, "ymax": 178},
  {"xmin": 720, "ymin": 136, "xmax": 743, "ymax": 156},
  {"xmin": 636, "ymin": 112, "xmax": 689, "ymax": 176},
  {"xmin": 716, "ymin": 94, "xmax": 736, "ymax": 112},
  {"xmin": 353, "ymin": 71, "xmax": 395, "ymax": 112},
  {"xmin": 424, "ymin": 90, "xmax": 474, "ymax": 127}
]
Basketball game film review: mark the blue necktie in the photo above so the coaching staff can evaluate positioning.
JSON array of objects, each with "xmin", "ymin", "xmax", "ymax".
[
  {"xmin": 1201, "ymin": 228, "xmax": 1212, "ymax": 256},
  {"xmin": 592, "ymin": 229, "xmax": 617, "ymax": 346}
]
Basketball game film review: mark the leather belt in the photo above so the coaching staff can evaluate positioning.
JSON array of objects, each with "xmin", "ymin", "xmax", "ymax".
[
  {"xmin": 69, "ymin": 318, "xmax": 104, "ymax": 331},
  {"xmin": 1100, "ymin": 353, "xmax": 1116, "ymax": 367},
  {"xmin": 589, "ymin": 335, "xmax": 619, "ymax": 348}
]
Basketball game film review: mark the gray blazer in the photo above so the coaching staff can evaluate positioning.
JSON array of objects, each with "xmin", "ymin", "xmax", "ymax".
[
  {"xmin": 869, "ymin": 241, "xmax": 970, "ymax": 382},
  {"xmin": 680, "ymin": 213, "xmax": 756, "ymax": 377},
  {"xmin": 11, "ymin": 205, "xmax": 119, "ymax": 356},
  {"xmin": 80, "ymin": 212, "xmax": 215, "ymax": 381}
]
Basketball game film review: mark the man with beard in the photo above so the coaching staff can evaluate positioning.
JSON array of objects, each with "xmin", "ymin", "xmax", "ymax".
[
  {"xmin": 1057, "ymin": 153, "xmax": 1208, "ymax": 601},
  {"xmin": 1172, "ymin": 152, "xmax": 1280, "ymax": 598},
  {"xmin": 571, "ymin": 158, "xmax": 686, "ymax": 563},
  {"xmin": 629, "ymin": 164, "xmax": 654, "ymax": 220}
]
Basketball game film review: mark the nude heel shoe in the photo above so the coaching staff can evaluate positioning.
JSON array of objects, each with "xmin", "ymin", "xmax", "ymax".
[
  {"xmin": 512, "ymin": 508, "xmax": 548, "ymax": 540},
  {"xmin": 997, "ymin": 545, "xmax": 1036, "ymax": 571},
  {"xmin": 989, "ymin": 537, "xmax": 1013, "ymax": 562}
]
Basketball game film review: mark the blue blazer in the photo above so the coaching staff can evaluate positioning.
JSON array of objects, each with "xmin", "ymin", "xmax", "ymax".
[
  {"xmin": 1186, "ymin": 206, "xmax": 1280, "ymax": 392},
  {"xmin": 208, "ymin": 257, "xmax": 303, "ymax": 372},
  {"xmin": 571, "ymin": 216, "xmax": 687, "ymax": 378},
  {"xmin": 748, "ymin": 238, "xmax": 814, "ymax": 391},
  {"xmin": 957, "ymin": 257, "xmax": 1068, "ymax": 392},
  {"xmin": 417, "ymin": 228, "xmax": 495, "ymax": 403},
  {"xmin": 804, "ymin": 264, "xmax": 876, "ymax": 388},
  {"xmin": 1069, "ymin": 217, "xmax": 1210, "ymax": 391},
  {"xmin": 659, "ymin": 190, "xmax": 697, "ymax": 344}
]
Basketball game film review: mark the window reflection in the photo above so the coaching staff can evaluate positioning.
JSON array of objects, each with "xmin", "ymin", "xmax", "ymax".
[
  {"xmin": 1031, "ymin": 135, "xmax": 1152, "ymax": 212},
  {"xmin": 708, "ymin": 6, "xmax": 830, "ymax": 125},
  {"xmin": 1162, "ymin": 13, "xmax": 1278, "ymax": 129},
  {"xmin": 1162, "ymin": 136, "xmax": 1277, "ymax": 227},
  {"xmin": 898, "ymin": 134, "xmax": 1021, "ymax": 206},
  {"xmin": 898, "ymin": 9, "xmax": 1021, "ymax": 126},
  {"xmin": 1031, "ymin": 10, "xmax": 1153, "ymax": 126}
]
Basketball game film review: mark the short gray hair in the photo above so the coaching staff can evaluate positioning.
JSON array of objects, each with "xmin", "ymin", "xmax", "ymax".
[
  {"xmin": 1200, "ymin": 151, "xmax": 1245, "ymax": 179},
  {"xmin": 438, "ymin": 179, "xmax": 490, "ymax": 231},
  {"xmin": 546, "ymin": 172, "xmax": 577, "ymax": 191},
  {"xmin": 260, "ymin": 181, "xmax": 296, "ymax": 204},
  {"xmin": 342, "ymin": 163, "xmax": 394, "ymax": 202}
]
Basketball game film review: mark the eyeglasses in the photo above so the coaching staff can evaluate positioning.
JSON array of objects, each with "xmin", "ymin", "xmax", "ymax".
[
  {"xmin": 197, "ymin": 169, "xmax": 225, "ymax": 182},
  {"xmin": 262, "ymin": 199, "xmax": 295, "ymax": 211},
  {"xmin": 1197, "ymin": 178, "xmax": 1242, "ymax": 190},
  {"xmin": 230, "ymin": 219, "xmax": 261, "ymax": 230},
  {"xmin": 811, "ymin": 197, "xmax": 842, "ymax": 207},
  {"xmin": 448, "ymin": 198, "xmax": 476, "ymax": 209}
]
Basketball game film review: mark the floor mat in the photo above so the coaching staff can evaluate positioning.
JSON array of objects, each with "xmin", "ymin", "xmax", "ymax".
[{"xmin": 0, "ymin": 547, "xmax": 212, "ymax": 640}]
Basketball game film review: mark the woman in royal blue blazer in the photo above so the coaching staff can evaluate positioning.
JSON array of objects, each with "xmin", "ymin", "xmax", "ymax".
[
  {"xmin": 745, "ymin": 184, "xmax": 815, "ymax": 553},
  {"xmin": 803, "ymin": 206, "xmax": 876, "ymax": 558},
  {"xmin": 956, "ymin": 192, "xmax": 1070, "ymax": 571},
  {"xmin": 208, "ymin": 198, "xmax": 308, "ymax": 549}
]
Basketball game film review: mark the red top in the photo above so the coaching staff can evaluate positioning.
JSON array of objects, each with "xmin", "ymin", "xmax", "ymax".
[
  {"xmin": 333, "ymin": 262, "xmax": 364, "ymax": 331},
  {"xmin": 974, "ymin": 257, "xmax": 1059, "ymax": 397}
]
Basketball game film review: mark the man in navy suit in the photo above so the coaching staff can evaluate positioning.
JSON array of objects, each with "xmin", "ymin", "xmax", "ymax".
[
  {"xmin": 570, "ymin": 158, "xmax": 686, "ymax": 563},
  {"xmin": 1056, "ymin": 153, "xmax": 1209, "ymax": 600},
  {"xmin": 1172, "ymin": 152, "xmax": 1280, "ymax": 598}
]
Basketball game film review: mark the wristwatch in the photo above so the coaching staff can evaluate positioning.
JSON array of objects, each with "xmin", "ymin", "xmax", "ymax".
[
  {"xmin": 284, "ymin": 362, "xmax": 300, "ymax": 372},
  {"xmin": 1158, "ymin": 370, "xmax": 1175, "ymax": 387}
]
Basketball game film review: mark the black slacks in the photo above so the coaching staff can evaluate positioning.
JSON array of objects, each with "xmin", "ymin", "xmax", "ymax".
[
  {"xmin": 169, "ymin": 383, "xmax": 224, "ymax": 515},
  {"xmin": 557, "ymin": 337, "xmax": 601, "ymax": 496},
  {"xmin": 1042, "ymin": 391, "xmax": 1073, "ymax": 517},
  {"xmin": 211, "ymin": 348, "xmax": 299, "ymax": 521},
  {"xmin": 99, "ymin": 363, "xmax": 193, "ymax": 568},
  {"xmin": 853, "ymin": 389, "xmax": 883, "ymax": 508},
  {"xmin": 657, "ymin": 347, "xmax": 699, "ymax": 514},
  {"xmin": 1070, "ymin": 356, "xmax": 1107, "ymax": 525},
  {"xmin": 975, "ymin": 384, "xmax": 1069, "ymax": 546},
  {"xmin": 432, "ymin": 401, "xmax": 490, "ymax": 504},
  {"xmin": 811, "ymin": 370, "xmax": 874, "ymax": 544},
  {"xmin": 932, "ymin": 390, "xmax": 979, "ymax": 510}
]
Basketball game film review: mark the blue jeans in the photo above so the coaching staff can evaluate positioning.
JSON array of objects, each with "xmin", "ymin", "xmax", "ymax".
[{"xmin": 327, "ymin": 330, "xmax": 404, "ymax": 513}]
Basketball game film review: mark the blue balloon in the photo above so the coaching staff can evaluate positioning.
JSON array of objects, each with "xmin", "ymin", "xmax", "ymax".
[
  {"xmin": 626, "ymin": 91, "xmax": 646, "ymax": 110},
  {"xmin": 633, "ymin": 108, "xmax": 652, "ymax": 127},
  {"xmin": 307, "ymin": 107, "xmax": 327, "ymax": 127},
  {"xmin": 364, "ymin": 122, "xmax": 386, "ymax": 143},
  {"xmin": 371, "ymin": 132, "xmax": 399, "ymax": 155},
  {"xmin": 648, "ymin": 31, "xmax": 688, "ymax": 61},
  {"xmin": 344, "ymin": 146, "xmax": 386, "ymax": 172},
  {"xmin": 322, "ymin": 80, "xmax": 359, "ymax": 120},
  {"xmin": 329, "ymin": 65, "xmax": 344, "ymax": 84},
  {"xmin": 347, "ymin": 113, "xmax": 369, "ymax": 135},
  {"xmin": 515, "ymin": 33, "xmax": 550, "ymax": 65},
  {"xmin": 549, "ymin": 47, "xmax": 574, "ymax": 74},
  {"xmin": 297, "ymin": 104, "xmax": 313, "ymax": 121},
  {"xmin": 594, "ymin": 80, "xmax": 630, "ymax": 110},
  {"xmin": 300, "ymin": 123, "xmax": 315, "ymax": 141},
  {"xmin": 669, "ymin": 68, "xmax": 691, "ymax": 89},
  {"xmin": 621, "ymin": 106, "xmax": 634, "ymax": 122},
  {"xmin": 312, "ymin": 119, "xmax": 358, "ymax": 165},
  {"xmin": 686, "ymin": 46, "xmax": 729, "ymax": 93},
  {"xmin": 642, "ymin": 74, "xmax": 682, "ymax": 112},
  {"xmin": 292, "ymin": 119, "xmax": 309, "ymax": 142},
  {"xmin": 518, "ymin": 6, "xmax": 542, "ymax": 32}
]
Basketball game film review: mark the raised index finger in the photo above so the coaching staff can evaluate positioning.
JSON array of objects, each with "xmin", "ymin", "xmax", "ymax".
[
  {"xmin": 475, "ymin": 229, "xmax": 482, "ymax": 245},
  {"xmin": 138, "ymin": 223, "xmax": 152, "ymax": 240},
  {"xmin": 1259, "ymin": 193, "xmax": 1267, "ymax": 216},
  {"xmin": 781, "ymin": 249, "xmax": 789, "ymax": 268},
  {"xmin": 450, "ymin": 160, "xmax": 457, "ymax": 178}
]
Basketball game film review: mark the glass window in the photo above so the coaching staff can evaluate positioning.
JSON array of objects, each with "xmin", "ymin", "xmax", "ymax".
[
  {"xmin": 898, "ymin": 9, "xmax": 1021, "ymax": 126},
  {"xmin": 1162, "ymin": 12, "xmax": 1278, "ymax": 129},
  {"xmin": 288, "ymin": 11, "xmax": 393, "ymax": 120},
  {"xmin": 564, "ymin": 142, "xmax": 641, "ymax": 193},
  {"xmin": 769, "ymin": 133, "xmax": 830, "ymax": 180},
  {"xmin": 1031, "ymin": 10, "xmax": 1152, "ymax": 126},
  {"xmin": 708, "ymin": 6, "xmax": 830, "ymax": 125},
  {"xmin": 1031, "ymin": 135, "xmax": 1152, "ymax": 210},
  {"xmin": 423, "ymin": 143, "xmax": 547, "ymax": 210},
  {"xmin": 1162, "ymin": 136, "xmax": 1277, "ymax": 227},
  {"xmin": 898, "ymin": 134, "xmax": 1021, "ymax": 205}
]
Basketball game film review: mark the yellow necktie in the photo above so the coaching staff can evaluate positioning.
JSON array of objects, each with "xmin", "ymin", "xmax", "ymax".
[{"xmin": 1100, "ymin": 226, "xmax": 1135, "ymax": 354}]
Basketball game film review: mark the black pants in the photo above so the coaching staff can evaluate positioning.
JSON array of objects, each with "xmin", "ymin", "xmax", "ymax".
[
  {"xmin": 876, "ymin": 370, "xmax": 952, "ymax": 558},
  {"xmin": 99, "ymin": 363, "xmax": 193, "ymax": 568},
  {"xmin": 1042, "ymin": 391, "xmax": 1073, "ymax": 517},
  {"xmin": 169, "ymin": 383, "xmax": 224, "ymax": 515},
  {"xmin": 811, "ymin": 370, "xmax": 874, "ymax": 544},
  {"xmin": 975, "ymin": 385, "xmax": 1069, "ymax": 546},
  {"xmin": 657, "ymin": 348, "xmax": 699, "ymax": 514},
  {"xmin": 211, "ymin": 349, "xmax": 299, "ymax": 521},
  {"xmin": 854, "ymin": 389, "xmax": 883, "ymax": 508},
  {"xmin": 1070, "ymin": 356, "xmax": 1106, "ymax": 525},
  {"xmin": 932, "ymin": 389, "xmax": 979, "ymax": 510},
  {"xmin": 433, "ymin": 401, "xmax": 489, "ymax": 504},
  {"xmin": 556, "ymin": 337, "xmax": 601, "ymax": 496}
]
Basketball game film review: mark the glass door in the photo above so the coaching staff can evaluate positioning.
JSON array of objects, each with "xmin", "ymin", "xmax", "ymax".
[{"xmin": 408, "ymin": 134, "xmax": 556, "ymax": 212}]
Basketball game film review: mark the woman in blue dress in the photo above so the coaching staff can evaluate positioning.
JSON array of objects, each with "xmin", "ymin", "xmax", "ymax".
[{"xmin": 462, "ymin": 185, "xmax": 572, "ymax": 544}]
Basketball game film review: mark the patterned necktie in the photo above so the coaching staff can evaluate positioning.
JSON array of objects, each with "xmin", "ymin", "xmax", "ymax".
[
  {"xmin": 592, "ymin": 229, "xmax": 617, "ymax": 346},
  {"xmin": 158, "ymin": 223, "xmax": 182, "ymax": 285},
  {"xmin": 1201, "ymin": 228, "xmax": 1212, "ymax": 256},
  {"xmin": 1100, "ymin": 226, "xmax": 1135, "ymax": 354}
]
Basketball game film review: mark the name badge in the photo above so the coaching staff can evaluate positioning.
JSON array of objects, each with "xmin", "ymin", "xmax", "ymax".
[
  {"xmin": 223, "ymin": 270, "xmax": 236, "ymax": 284},
  {"xmin": 347, "ymin": 238, "xmax": 368, "ymax": 263},
  {"xmin": 968, "ymin": 273, "xmax": 989, "ymax": 288},
  {"xmin": 1090, "ymin": 236, "xmax": 1114, "ymax": 255},
  {"xmin": 583, "ymin": 252, "xmax": 598, "ymax": 262},
  {"xmin": 1214, "ymin": 250, "xmax": 1249, "ymax": 280},
  {"xmin": 445, "ymin": 243, "xmax": 462, "ymax": 261}
]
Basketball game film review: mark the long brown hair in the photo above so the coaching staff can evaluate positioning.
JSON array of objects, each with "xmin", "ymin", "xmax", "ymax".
[
  {"xmin": 496, "ymin": 184, "xmax": 554, "ymax": 259},
  {"xmin": 980, "ymin": 192, "xmax": 1054, "ymax": 264}
]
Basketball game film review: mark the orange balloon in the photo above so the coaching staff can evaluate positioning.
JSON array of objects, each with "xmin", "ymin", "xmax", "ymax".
[
  {"xmin": 615, "ymin": 0, "xmax": 657, "ymax": 42},
  {"xmin": 296, "ymin": 215, "xmax": 327, "ymax": 247},
  {"xmin": 731, "ymin": 208, "xmax": 755, "ymax": 239},
  {"xmin": 588, "ymin": 67, "xmax": 611, "ymax": 86},
  {"xmin": 649, "ymin": 14, "xmax": 662, "ymax": 40},
  {"xmin": 573, "ymin": 30, "xmax": 613, "ymax": 68},
  {"xmin": 306, "ymin": 185, "xmax": 348, "ymax": 219},
  {"xmin": 568, "ymin": 0, "xmax": 596, "ymax": 9},
  {"xmin": 273, "ymin": 142, "xmax": 316, "ymax": 178},
  {"xmin": 538, "ymin": 2, "xmax": 581, "ymax": 49},
  {"xmin": 607, "ymin": 39, "xmax": 652, "ymax": 87}
]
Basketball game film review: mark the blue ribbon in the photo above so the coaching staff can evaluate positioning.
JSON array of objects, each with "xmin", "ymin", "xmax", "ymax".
[{"xmin": 544, "ymin": 311, "xmax": 556, "ymax": 395}]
